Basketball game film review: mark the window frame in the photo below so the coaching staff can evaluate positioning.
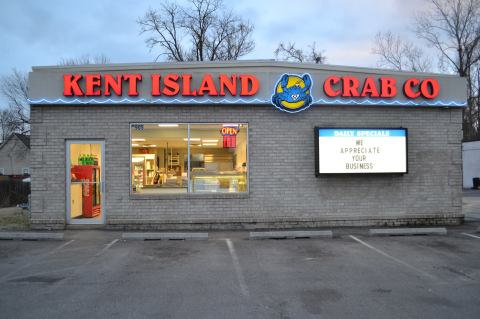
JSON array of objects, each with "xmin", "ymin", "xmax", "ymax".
[
  {"xmin": 0, "ymin": 168, "xmax": 4, "ymax": 175},
  {"xmin": 22, "ymin": 168, "xmax": 29, "ymax": 175},
  {"xmin": 129, "ymin": 122, "xmax": 250, "ymax": 198}
]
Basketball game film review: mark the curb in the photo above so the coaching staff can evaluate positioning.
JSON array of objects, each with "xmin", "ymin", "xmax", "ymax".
[
  {"xmin": 369, "ymin": 227, "xmax": 447, "ymax": 236},
  {"xmin": 0, "ymin": 232, "xmax": 64, "ymax": 241},
  {"xmin": 122, "ymin": 232, "xmax": 208, "ymax": 241},
  {"xmin": 249, "ymin": 230, "xmax": 333, "ymax": 240}
]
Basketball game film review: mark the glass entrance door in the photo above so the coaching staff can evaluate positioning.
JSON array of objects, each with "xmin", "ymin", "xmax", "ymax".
[{"xmin": 66, "ymin": 141, "xmax": 105, "ymax": 225}]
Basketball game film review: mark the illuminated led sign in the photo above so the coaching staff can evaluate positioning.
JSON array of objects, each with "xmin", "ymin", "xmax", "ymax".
[
  {"xmin": 271, "ymin": 74, "xmax": 314, "ymax": 112},
  {"xmin": 220, "ymin": 126, "xmax": 239, "ymax": 148},
  {"xmin": 315, "ymin": 128, "xmax": 407, "ymax": 175},
  {"xmin": 27, "ymin": 68, "xmax": 466, "ymax": 110},
  {"xmin": 323, "ymin": 76, "xmax": 439, "ymax": 99},
  {"xmin": 63, "ymin": 73, "xmax": 259, "ymax": 97},
  {"xmin": 63, "ymin": 73, "xmax": 441, "ymax": 102}
]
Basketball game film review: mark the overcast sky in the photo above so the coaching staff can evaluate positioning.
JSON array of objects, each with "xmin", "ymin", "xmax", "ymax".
[{"xmin": 0, "ymin": 0, "xmax": 431, "ymax": 104}]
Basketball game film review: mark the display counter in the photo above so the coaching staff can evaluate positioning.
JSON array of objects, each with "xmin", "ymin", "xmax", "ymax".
[{"xmin": 191, "ymin": 171, "xmax": 247, "ymax": 193}]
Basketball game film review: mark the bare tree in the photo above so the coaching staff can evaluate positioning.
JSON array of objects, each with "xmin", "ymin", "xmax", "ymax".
[
  {"xmin": 372, "ymin": 31, "xmax": 432, "ymax": 72},
  {"xmin": 274, "ymin": 42, "xmax": 326, "ymax": 64},
  {"xmin": 137, "ymin": 0, "xmax": 254, "ymax": 61},
  {"xmin": 0, "ymin": 108, "xmax": 17, "ymax": 142},
  {"xmin": 58, "ymin": 53, "xmax": 110, "ymax": 66},
  {"xmin": 0, "ymin": 54, "xmax": 111, "ymax": 140},
  {"xmin": 0, "ymin": 69, "xmax": 29, "ymax": 135},
  {"xmin": 416, "ymin": 0, "xmax": 480, "ymax": 139}
]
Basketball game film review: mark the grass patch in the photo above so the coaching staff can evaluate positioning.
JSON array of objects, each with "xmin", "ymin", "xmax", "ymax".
[{"xmin": 0, "ymin": 210, "xmax": 30, "ymax": 230}]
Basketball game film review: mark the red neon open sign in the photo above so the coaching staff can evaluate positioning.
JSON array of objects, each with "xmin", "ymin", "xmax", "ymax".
[{"xmin": 220, "ymin": 126, "xmax": 239, "ymax": 148}]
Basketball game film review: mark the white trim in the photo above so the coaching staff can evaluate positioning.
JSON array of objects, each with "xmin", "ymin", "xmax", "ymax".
[
  {"xmin": 27, "ymin": 97, "xmax": 467, "ymax": 108},
  {"xmin": 66, "ymin": 140, "xmax": 105, "ymax": 225}
]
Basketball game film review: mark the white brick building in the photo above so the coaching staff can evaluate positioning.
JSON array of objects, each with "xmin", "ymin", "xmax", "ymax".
[{"xmin": 26, "ymin": 61, "xmax": 467, "ymax": 229}]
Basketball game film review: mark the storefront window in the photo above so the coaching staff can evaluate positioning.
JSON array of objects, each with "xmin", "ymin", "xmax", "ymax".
[
  {"xmin": 131, "ymin": 123, "xmax": 248, "ymax": 195},
  {"xmin": 189, "ymin": 124, "xmax": 247, "ymax": 193},
  {"xmin": 131, "ymin": 124, "xmax": 188, "ymax": 194}
]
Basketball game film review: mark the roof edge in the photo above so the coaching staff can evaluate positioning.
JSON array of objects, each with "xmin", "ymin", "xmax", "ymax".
[{"xmin": 30, "ymin": 60, "xmax": 461, "ymax": 78}]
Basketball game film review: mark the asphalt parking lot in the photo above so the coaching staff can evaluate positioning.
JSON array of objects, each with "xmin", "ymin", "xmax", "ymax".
[{"xmin": 0, "ymin": 226, "xmax": 479, "ymax": 319}]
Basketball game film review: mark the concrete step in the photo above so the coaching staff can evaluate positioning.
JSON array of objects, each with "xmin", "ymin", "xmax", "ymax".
[
  {"xmin": 0, "ymin": 232, "xmax": 64, "ymax": 240},
  {"xmin": 122, "ymin": 232, "xmax": 208, "ymax": 241},
  {"xmin": 249, "ymin": 230, "xmax": 333, "ymax": 240},
  {"xmin": 369, "ymin": 227, "xmax": 447, "ymax": 236}
]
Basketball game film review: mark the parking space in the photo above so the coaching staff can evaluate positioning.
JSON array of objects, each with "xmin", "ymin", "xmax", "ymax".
[
  {"xmin": 0, "ymin": 230, "xmax": 479, "ymax": 319},
  {"xmin": 233, "ymin": 234, "xmax": 480, "ymax": 318}
]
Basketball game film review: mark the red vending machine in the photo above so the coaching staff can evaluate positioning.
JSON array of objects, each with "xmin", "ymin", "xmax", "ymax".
[{"xmin": 71, "ymin": 165, "xmax": 101, "ymax": 218}]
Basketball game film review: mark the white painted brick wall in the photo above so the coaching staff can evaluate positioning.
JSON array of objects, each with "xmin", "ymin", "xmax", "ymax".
[{"xmin": 29, "ymin": 105, "xmax": 463, "ymax": 229}]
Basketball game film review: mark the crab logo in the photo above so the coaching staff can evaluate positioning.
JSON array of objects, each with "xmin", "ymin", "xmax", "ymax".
[{"xmin": 271, "ymin": 73, "xmax": 314, "ymax": 113}]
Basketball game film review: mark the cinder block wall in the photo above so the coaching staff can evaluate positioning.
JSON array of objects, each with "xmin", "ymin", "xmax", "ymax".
[{"xmin": 29, "ymin": 105, "xmax": 464, "ymax": 230}]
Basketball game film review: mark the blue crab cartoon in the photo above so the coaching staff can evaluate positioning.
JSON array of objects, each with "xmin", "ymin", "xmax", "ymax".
[{"xmin": 271, "ymin": 73, "xmax": 314, "ymax": 112}]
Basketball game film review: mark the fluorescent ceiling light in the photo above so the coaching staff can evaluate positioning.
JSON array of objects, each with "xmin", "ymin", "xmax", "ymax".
[
  {"xmin": 183, "ymin": 138, "xmax": 201, "ymax": 141},
  {"xmin": 132, "ymin": 157, "xmax": 143, "ymax": 163},
  {"xmin": 202, "ymin": 139, "xmax": 218, "ymax": 143},
  {"xmin": 158, "ymin": 124, "xmax": 179, "ymax": 127},
  {"xmin": 147, "ymin": 145, "xmax": 157, "ymax": 147},
  {"xmin": 222, "ymin": 124, "xmax": 239, "ymax": 127},
  {"xmin": 131, "ymin": 138, "xmax": 146, "ymax": 142},
  {"xmin": 202, "ymin": 143, "xmax": 218, "ymax": 146},
  {"xmin": 131, "ymin": 143, "xmax": 140, "ymax": 146}
]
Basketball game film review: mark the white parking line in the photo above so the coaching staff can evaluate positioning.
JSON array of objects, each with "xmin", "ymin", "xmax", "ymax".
[
  {"xmin": 0, "ymin": 239, "xmax": 75, "ymax": 282},
  {"xmin": 349, "ymin": 235, "xmax": 437, "ymax": 280},
  {"xmin": 6, "ymin": 238, "xmax": 120, "ymax": 282},
  {"xmin": 461, "ymin": 233, "xmax": 480, "ymax": 240},
  {"xmin": 225, "ymin": 238, "xmax": 249, "ymax": 297},
  {"xmin": 47, "ymin": 238, "xmax": 122, "ymax": 290},
  {"xmin": 95, "ymin": 239, "xmax": 119, "ymax": 257}
]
